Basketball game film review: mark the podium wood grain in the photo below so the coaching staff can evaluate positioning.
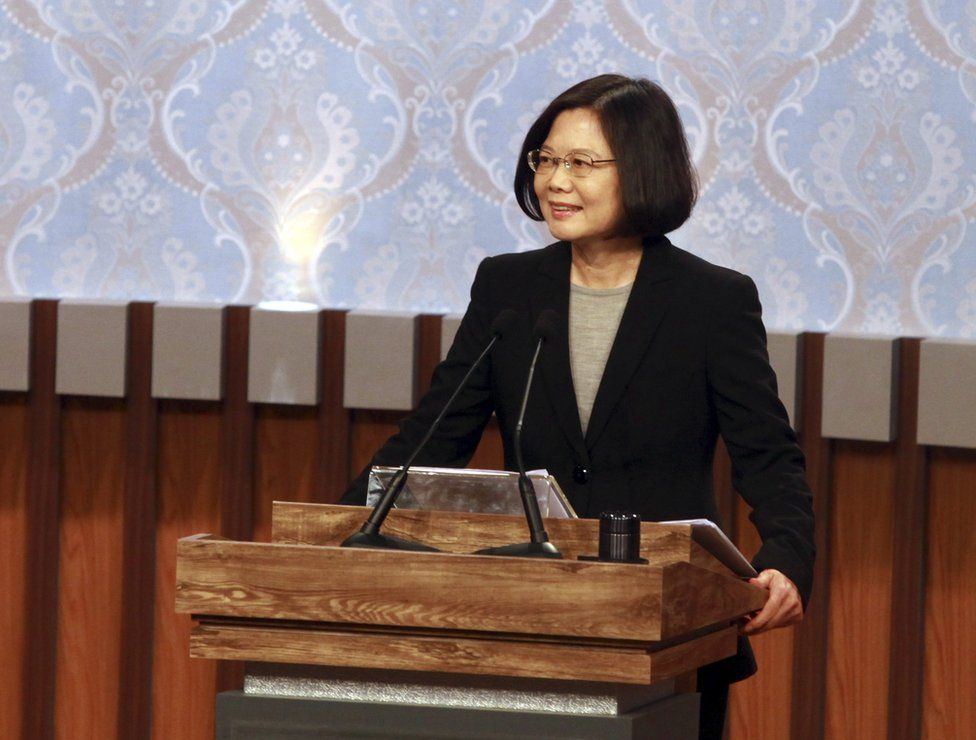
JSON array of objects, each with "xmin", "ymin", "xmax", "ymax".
[
  {"xmin": 176, "ymin": 503, "xmax": 765, "ymax": 691},
  {"xmin": 188, "ymin": 622, "xmax": 738, "ymax": 684},
  {"xmin": 271, "ymin": 502, "xmax": 731, "ymax": 575},
  {"xmin": 176, "ymin": 535, "xmax": 763, "ymax": 643}
]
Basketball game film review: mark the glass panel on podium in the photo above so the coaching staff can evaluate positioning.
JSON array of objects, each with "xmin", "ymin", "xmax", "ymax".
[{"xmin": 366, "ymin": 466, "xmax": 577, "ymax": 518}]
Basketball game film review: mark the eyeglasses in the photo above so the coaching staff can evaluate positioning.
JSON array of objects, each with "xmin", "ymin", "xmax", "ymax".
[{"xmin": 527, "ymin": 149, "xmax": 616, "ymax": 178}]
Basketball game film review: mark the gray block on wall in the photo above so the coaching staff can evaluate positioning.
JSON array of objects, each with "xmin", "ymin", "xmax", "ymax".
[
  {"xmin": 918, "ymin": 338, "xmax": 976, "ymax": 449},
  {"xmin": 821, "ymin": 333, "xmax": 897, "ymax": 442},
  {"xmin": 344, "ymin": 311, "xmax": 419, "ymax": 410},
  {"xmin": 0, "ymin": 297, "xmax": 31, "ymax": 391},
  {"xmin": 56, "ymin": 300, "xmax": 128, "ymax": 398},
  {"xmin": 152, "ymin": 303, "xmax": 224, "ymax": 401},
  {"xmin": 766, "ymin": 331, "xmax": 801, "ymax": 428},
  {"xmin": 247, "ymin": 305, "xmax": 321, "ymax": 405},
  {"xmin": 440, "ymin": 313, "xmax": 463, "ymax": 361}
]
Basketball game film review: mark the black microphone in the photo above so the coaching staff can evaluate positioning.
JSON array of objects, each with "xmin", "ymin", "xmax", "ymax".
[
  {"xmin": 342, "ymin": 309, "xmax": 518, "ymax": 551},
  {"xmin": 475, "ymin": 310, "xmax": 562, "ymax": 559}
]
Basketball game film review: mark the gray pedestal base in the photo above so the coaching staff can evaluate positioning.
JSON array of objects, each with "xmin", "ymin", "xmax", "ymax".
[{"xmin": 216, "ymin": 689, "xmax": 699, "ymax": 739}]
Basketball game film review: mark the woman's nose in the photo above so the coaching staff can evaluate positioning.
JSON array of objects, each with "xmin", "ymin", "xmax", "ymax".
[{"xmin": 547, "ymin": 162, "xmax": 573, "ymax": 191}]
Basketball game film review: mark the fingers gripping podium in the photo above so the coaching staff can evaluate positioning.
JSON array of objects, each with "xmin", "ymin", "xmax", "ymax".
[{"xmin": 175, "ymin": 503, "xmax": 766, "ymax": 739}]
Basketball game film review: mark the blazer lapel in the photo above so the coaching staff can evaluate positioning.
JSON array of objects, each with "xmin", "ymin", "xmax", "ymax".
[
  {"xmin": 529, "ymin": 242, "xmax": 590, "ymax": 466},
  {"xmin": 583, "ymin": 236, "xmax": 678, "ymax": 450}
]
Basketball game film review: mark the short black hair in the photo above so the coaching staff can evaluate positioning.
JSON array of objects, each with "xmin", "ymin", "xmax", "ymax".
[{"xmin": 514, "ymin": 74, "xmax": 698, "ymax": 237}]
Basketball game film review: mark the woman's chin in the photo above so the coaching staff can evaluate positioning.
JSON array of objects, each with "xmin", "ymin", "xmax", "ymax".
[{"xmin": 543, "ymin": 220, "xmax": 577, "ymax": 242}]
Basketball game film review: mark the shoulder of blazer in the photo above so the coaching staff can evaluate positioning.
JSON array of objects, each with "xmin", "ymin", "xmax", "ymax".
[{"xmin": 477, "ymin": 239, "xmax": 757, "ymax": 298}]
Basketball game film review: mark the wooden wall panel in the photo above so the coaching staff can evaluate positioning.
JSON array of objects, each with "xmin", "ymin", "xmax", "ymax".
[
  {"xmin": 728, "ymin": 497, "xmax": 795, "ymax": 740},
  {"xmin": 4, "ymin": 301, "xmax": 976, "ymax": 740},
  {"xmin": 54, "ymin": 399, "xmax": 127, "ymax": 740},
  {"xmin": 824, "ymin": 441, "xmax": 896, "ymax": 739},
  {"xmin": 417, "ymin": 314, "xmax": 442, "ymax": 397},
  {"xmin": 316, "ymin": 310, "xmax": 349, "ymax": 503},
  {"xmin": 467, "ymin": 417, "xmax": 505, "ymax": 470},
  {"xmin": 25, "ymin": 299, "xmax": 61, "ymax": 740},
  {"xmin": 348, "ymin": 409, "xmax": 403, "ymax": 482},
  {"xmin": 216, "ymin": 306, "xmax": 254, "ymax": 694},
  {"xmin": 344, "ymin": 313, "xmax": 505, "ymax": 486},
  {"xmin": 712, "ymin": 439, "xmax": 735, "ymax": 539},
  {"xmin": 219, "ymin": 305, "xmax": 254, "ymax": 545},
  {"xmin": 791, "ymin": 333, "xmax": 831, "ymax": 740},
  {"xmin": 923, "ymin": 448, "xmax": 976, "ymax": 739},
  {"xmin": 253, "ymin": 406, "xmax": 318, "ymax": 542},
  {"xmin": 347, "ymin": 411, "xmax": 506, "ymax": 489},
  {"xmin": 152, "ymin": 401, "xmax": 224, "ymax": 740},
  {"xmin": 118, "ymin": 302, "xmax": 157, "ymax": 740},
  {"xmin": 0, "ymin": 394, "xmax": 29, "ymax": 740},
  {"xmin": 887, "ymin": 339, "xmax": 927, "ymax": 740}
]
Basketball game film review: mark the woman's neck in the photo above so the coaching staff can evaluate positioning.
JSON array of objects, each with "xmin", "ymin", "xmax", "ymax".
[{"xmin": 570, "ymin": 237, "xmax": 644, "ymax": 288}]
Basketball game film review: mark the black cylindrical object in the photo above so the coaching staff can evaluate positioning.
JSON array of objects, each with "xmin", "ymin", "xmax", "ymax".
[{"xmin": 598, "ymin": 511, "xmax": 642, "ymax": 562}]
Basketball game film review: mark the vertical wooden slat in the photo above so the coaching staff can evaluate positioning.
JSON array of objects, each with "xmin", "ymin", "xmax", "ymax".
[
  {"xmin": 117, "ymin": 302, "xmax": 157, "ymax": 739},
  {"xmin": 24, "ymin": 299, "xmax": 61, "ymax": 740},
  {"xmin": 217, "ymin": 306, "xmax": 254, "ymax": 692},
  {"xmin": 220, "ymin": 305, "xmax": 254, "ymax": 541},
  {"xmin": 54, "ymin": 398, "xmax": 126, "ymax": 740},
  {"xmin": 887, "ymin": 338, "xmax": 927, "ymax": 739},
  {"xmin": 316, "ymin": 310, "xmax": 349, "ymax": 502},
  {"xmin": 151, "ymin": 401, "xmax": 223, "ymax": 740},
  {"xmin": 923, "ymin": 448, "xmax": 976, "ymax": 738},
  {"xmin": 417, "ymin": 314, "xmax": 442, "ymax": 397},
  {"xmin": 0, "ymin": 393, "xmax": 29, "ymax": 740},
  {"xmin": 824, "ymin": 441, "xmax": 896, "ymax": 737},
  {"xmin": 790, "ymin": 332, "xmax": 831, "ymax": 740}
]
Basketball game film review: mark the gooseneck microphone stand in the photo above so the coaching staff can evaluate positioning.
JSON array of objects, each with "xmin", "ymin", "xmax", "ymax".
[
  {"xmin": 475, "ymin": 311, "xmax": 562, "ymax": 559},
  {"xmin": 342, "ymin": 310, "xmax": 517, "ymax": 552}
]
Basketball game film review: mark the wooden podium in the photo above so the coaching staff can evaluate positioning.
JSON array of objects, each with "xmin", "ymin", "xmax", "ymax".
[{"xmin": 176, "ymin": 503, "xmax": 765, "ymax": 739}]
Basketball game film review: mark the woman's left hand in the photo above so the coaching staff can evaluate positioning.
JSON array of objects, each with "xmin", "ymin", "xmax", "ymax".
[{"xmin": 739, "ymin": 568, "xmax": 804, "ymax": 635}]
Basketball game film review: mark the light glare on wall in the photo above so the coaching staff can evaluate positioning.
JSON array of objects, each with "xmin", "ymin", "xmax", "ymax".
[{"xmin": 279, "ymin": 210, "xmax": 324, "ymax": 264}]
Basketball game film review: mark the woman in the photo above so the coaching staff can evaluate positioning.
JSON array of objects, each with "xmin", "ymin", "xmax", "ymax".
[{"xmin": 342, "ymin": 74, "xmax": 814, "ymax": 739}]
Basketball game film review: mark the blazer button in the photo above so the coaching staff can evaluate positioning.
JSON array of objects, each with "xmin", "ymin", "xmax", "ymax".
[{"xmin": 572, "ymin": 465, "xmax": 589, "ymax": 484}]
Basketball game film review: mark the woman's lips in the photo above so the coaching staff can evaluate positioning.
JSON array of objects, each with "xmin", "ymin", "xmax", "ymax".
[{"xmin": 549, "ymin": 202, "xmax": 581, "ymax": 220}]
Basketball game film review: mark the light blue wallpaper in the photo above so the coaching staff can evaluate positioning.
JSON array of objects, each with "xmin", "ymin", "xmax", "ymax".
[{"xmin": 1, "ymin": 1, "xmax": 975, "ymax": 336}]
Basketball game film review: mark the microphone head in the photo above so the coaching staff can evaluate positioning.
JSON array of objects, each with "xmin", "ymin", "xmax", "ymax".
[
  {"xmin": 533, "ymin": 309, "xmax": 560, "ymax": 342},
  {"xmin": 489, "ymin": 309, "xmax": 518, "ymax": 338}
]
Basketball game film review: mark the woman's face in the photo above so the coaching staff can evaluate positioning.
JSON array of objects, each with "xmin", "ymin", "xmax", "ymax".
[{"xmin": 533, "ymin": 107, "xmax": 625, "ymax": 249}]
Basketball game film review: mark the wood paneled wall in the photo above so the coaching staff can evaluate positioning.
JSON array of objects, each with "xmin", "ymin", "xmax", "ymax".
[{"xmin": 0, "ymin": 304, "xmax": 973, "ymax": 739}]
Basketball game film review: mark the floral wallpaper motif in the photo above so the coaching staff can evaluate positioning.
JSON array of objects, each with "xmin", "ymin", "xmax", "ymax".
[{"xmin": 1, "ymin": 0, "xmax": 974, "ymax": 336}]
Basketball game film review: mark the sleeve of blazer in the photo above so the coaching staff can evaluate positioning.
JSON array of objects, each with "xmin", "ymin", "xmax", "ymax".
[
  {"xmin": 340, "ymin": 257, "xmax": 499, "ymax": 504},
  {"xmin": 706, "ymin": 272, "xmax": 816, "ymax": 607}
]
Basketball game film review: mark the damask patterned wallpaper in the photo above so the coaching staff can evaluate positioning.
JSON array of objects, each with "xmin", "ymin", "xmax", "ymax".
[{"xmin": 1, "ymin": 1, "xmax": 974, "ymax": 336}]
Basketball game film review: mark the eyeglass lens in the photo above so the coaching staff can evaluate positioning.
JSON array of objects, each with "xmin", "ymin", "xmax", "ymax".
[{"xmin": 528, "ymin": 150, "xmax": 595, "ymax": 176}]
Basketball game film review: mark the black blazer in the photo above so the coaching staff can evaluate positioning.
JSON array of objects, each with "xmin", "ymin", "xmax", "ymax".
[{"xmin": 343, "ymin": 236, "xmax": 815, "ymax": 675}]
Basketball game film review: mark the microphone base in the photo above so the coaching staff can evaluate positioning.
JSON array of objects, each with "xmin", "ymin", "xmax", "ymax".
[
  {"xmin": 473, "ymin": 541, "xmax": 563, "ymax": 559},
  {"xmin": 341, "ymin": 530, "xmax": 441, "ymax": 553}
]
